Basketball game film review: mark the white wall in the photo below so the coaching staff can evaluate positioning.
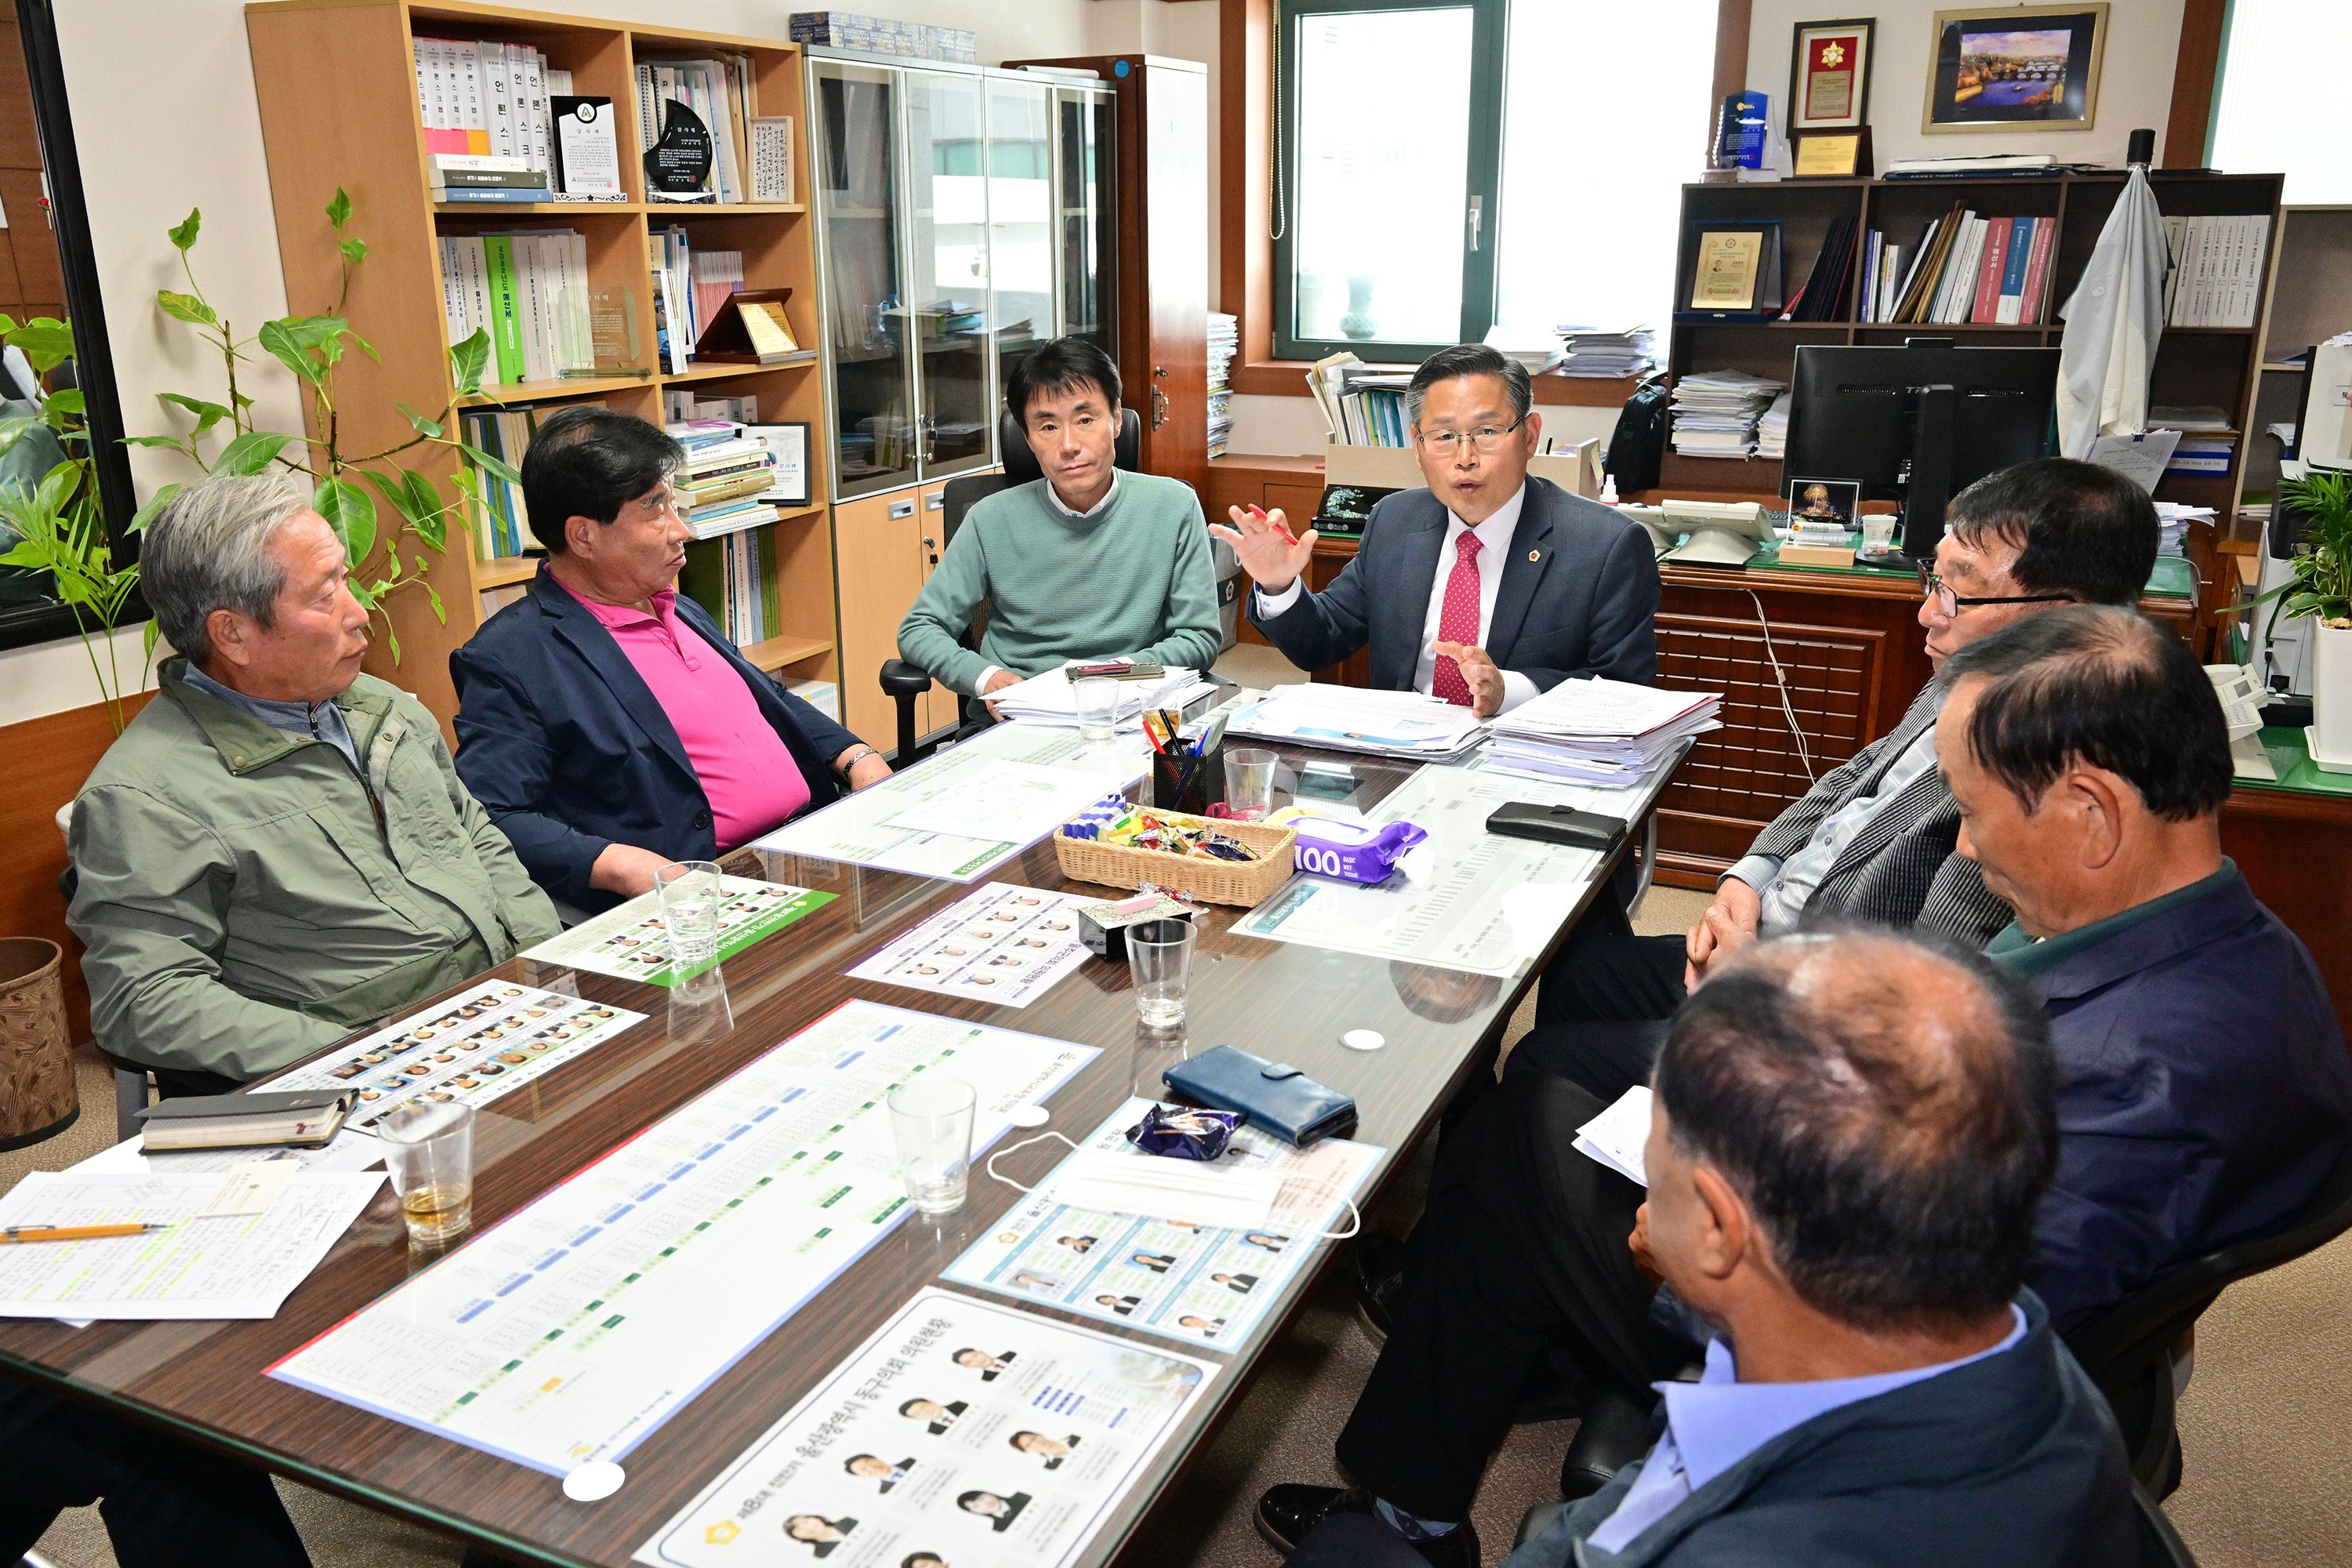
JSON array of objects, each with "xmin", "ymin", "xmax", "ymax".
[
  {"xmin": 5, "ymin": 0, "xmax": 1100, "ymax": 726},
  {"xmin": 1746, "ymin": 0, "xmax": 2185, "ymax": 168}
]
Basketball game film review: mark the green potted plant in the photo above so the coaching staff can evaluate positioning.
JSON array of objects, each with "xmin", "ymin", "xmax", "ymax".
[
  {"xmin": 136, "ymin": 188, "xmax": 511, "ymax": 660},
  {"xmin": 2252, "ymin": 469, "xmax": 2352, "ymax": 771}
]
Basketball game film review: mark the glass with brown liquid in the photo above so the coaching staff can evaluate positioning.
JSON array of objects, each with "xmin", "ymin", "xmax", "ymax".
[{"xmin": 379, "ymin": 1099, "xmax": 477, "ymax": 1243}]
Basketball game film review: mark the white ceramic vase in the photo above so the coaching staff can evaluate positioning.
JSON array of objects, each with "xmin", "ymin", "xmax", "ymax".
[{"xmin": 2309, "ymin": 620, "xmax": 2352, "ymax": 774}]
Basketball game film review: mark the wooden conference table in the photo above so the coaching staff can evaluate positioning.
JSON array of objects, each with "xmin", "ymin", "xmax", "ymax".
[{"xmin": 0, "ymin": 735, "xmax": 1676, "ymax": 1567}]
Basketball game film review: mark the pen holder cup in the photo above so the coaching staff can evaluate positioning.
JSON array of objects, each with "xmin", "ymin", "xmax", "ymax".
[{"xmin": 1150, "ymin": 746, "xmax": 1225, "ymax": 815}]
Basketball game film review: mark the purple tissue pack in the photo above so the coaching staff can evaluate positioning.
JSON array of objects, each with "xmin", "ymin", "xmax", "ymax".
[{"xmin": 1291, "ymin": 818, "xmax": 1428, "ymax": 884}]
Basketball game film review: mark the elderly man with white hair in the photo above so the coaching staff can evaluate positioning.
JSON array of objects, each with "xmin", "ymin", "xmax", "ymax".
[{"xmin": 65, "ymin": 472, "xmax": 558, "ymax": 1092}]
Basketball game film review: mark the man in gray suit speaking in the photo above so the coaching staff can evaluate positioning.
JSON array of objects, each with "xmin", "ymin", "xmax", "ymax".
[{"xmin": 1212, "ymin": 343, "xmax": 1659, "ymax": 714}]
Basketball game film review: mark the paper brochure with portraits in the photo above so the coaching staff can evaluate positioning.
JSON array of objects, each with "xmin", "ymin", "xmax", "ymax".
[
  {"xmin": 522, "ymin": 877, "xmax": 837, "ymax": 985},
  {"xmin": 268, "ymin": 1002, "xmax": 1097, "ymax": 1475},
  {"xmin": 261, "ymin": 980, "xmax": 647, "ymax": 1137},
  {"xmin": 847, "ymin": 883, "xmax": 1096, "ymax": 1008},
  {"xmin": 940, "ymin": 1097, "xmax": 1381, "ymax": 1352},
  {"xmin": 633, "ymin": 1287, "xmax": 1214, "ymax": 1568}
]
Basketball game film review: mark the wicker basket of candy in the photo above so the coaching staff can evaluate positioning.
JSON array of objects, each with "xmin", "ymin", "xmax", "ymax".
[{"xmin": 1054, "ymin": 800, "xmax": 1298, "ymax": 908}]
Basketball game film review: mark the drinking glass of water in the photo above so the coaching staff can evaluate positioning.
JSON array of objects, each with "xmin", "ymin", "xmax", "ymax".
[
  {"xmin": 887, "ymin": 1077, "xmax": 977, "ymax": 1215},
  {"xmin": 1073, "ymin": 676, "xmax": 1119, "ymax": 742},
  {"xmin": 1128, "ymin": 918, "xmax": 1197, "ymax": 1030},
  {"xmin": 655, "ymin": 859, "xmax": 724, "ymax": 967},
  {"xmin": 379, "ymin": 1098, "xmax": 476, "ymax": 1244}
]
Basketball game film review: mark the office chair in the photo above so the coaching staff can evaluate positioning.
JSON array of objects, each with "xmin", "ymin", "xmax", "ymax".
[
  {"xmin": 878, "ymin": 406, "xmax": 1143, "ymax": 764},
  {"xmin": 2064, "ymin": 1137, "xmax": 2352, "ymax": 1497}
]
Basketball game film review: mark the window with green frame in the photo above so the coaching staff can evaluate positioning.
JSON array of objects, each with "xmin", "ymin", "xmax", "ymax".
[{"xmin": 1276, "ymin": 0, "xmax": 1722, "ymax": 364}]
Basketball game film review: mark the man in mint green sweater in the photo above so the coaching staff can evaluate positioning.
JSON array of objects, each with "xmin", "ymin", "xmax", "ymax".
[{"xmin": 898, "ymin": 337, "xmax": 1222, "ymax": 708}]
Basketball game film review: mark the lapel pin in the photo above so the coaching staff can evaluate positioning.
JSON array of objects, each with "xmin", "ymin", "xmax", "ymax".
[{"xmin": 1527, "ymin": 550, "xmax": 1541, "ymax": 561}]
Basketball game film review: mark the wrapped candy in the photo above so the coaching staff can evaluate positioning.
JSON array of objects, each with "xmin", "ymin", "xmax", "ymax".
[{"xmin": 1125, "ymin": 1102, "xmax": 1246, "ymax": 1160}]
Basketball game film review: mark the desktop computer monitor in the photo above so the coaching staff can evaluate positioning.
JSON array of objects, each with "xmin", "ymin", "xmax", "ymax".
[{"xmin": 1784, "ymin": 339, "xmax": 2060, "ymax": 560}]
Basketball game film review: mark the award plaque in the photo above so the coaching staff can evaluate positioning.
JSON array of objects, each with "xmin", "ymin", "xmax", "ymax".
[
  {"xmin": 1691, "ymin": 231, "xmax": 1764, "ymax": 312},
  {"xmin": 1792, "ymin": 127, "xmax": 1873, "ymax": 179},
  {"xmin": 644, "ymin": 98, "xmax": 716, "ymax": 201}
]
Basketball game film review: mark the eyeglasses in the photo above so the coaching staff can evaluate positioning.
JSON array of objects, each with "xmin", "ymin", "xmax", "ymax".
[
  {"xmin": 1415, "ymin": 416, "xmax": 1527, "ymax": 456},
  {"xmin": 1916, "ymin": 565, "xmax": 2075, "ymax": 619}
]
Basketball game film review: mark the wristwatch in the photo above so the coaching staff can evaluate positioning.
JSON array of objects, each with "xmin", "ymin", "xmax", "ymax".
[{"xmin": 834, "ymin": 745, "xmax": 879, "ymax": 778}]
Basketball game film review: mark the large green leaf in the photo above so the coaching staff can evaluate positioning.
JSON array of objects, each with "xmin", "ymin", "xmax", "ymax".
[
  {"xmin": 167, "ymin": 208, "xmax": 201, "ymax": 252},
  {"xmin": 157, "ymin": 291, "xmax": 218, "ymax": 326},
  {"xmin": 340, "ymin": 238, "xmax": 368, "ymax": 264},
  {"xmin": 458, "ymin": 441, "xmax": 520, "ymax": 485},
  {"xmin": 313, "ymin": 475, "xmax": 378, "ymax": 567},
  {"xmin": 419, "ymin": 570, "xmax": 445, "ymax": 626},
  {"xmin": 6, "ymin": 318, "xmax": 74, "ymax": 372},
  {"xmin": 158, "ymin": 392, "xmax": 231, "ymax": 441},
  {"xmin": 448, "ymin": 328, "xmax": 492, "ymax": 396},
  {"xmin": 325, "ymin": 188, "xmax": 352, "ymax": 230},
  {"xmin": 42, "ymin": 389, "xmax": 83, "ymax": 419},
  {"xmin": 256, "ymin": 318, "xmax": 325, "ymax": 388},
  {"xmin": 402, "ymin": 468, "xmax": 448, "ymax": 553},
  {"xmin": 0, "ymin": 415, "xmax": 42, "ymax": 458},
  {"xmin": 395, "ymin": 401, "xmax": 445, "ymax": 438},
  {"xmin": 212, "ymin": 430, "xmax": 295, "ymax": 476},
  {"xmin": 128, "ymin": 481, "xmax": 185, "ymax": 535}
]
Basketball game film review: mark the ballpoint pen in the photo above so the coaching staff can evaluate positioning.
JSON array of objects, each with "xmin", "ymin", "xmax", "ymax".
[
  {"xmin": 1246, "ymin": 503, "xmax": 1301, "ymax": 548},
  {"xmin": 2, "ymin": 1223, "xmax": 169, "ymax": 1243}
]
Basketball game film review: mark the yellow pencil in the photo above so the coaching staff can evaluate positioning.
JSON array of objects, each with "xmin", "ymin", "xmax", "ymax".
[{"xmin": 0, "ymin": 1222, "xmax": 168, "ymax": 1243}]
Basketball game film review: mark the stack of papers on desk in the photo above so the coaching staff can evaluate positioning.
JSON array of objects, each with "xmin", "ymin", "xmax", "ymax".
[
  {"xmin": 1555, "ymin": 323, "xmax": 1655, "ymax": 379},
  {"xmin": 2154, "ymin": 500, "xmax": 2216, "ymax": 559},
  {"xmin": 1671, "ymin": 370, "xmax": 1786, "ymax": 459},
  {"xmin": 1225, "ymin": 685, "xmax": 1487, "ymax": 760},
  {"xmin": 1755, "ymin": 391, "xmax": 1791, "ymax": 459},
  {"xmin": 985, "ymin": 663, "xmax": 1216, "ymax": 729},
  {"xmin": 1486, "ymin": 677, "xmax": 1721, "ymax": 786}
]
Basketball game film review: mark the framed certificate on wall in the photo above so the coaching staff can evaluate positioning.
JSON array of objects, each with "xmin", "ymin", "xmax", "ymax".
[
  {"xmin": 1790, "ymin": 18, "xmax": 1875, "ymax": 132},
  {"xmin": 750, "ymin": 423, "xmax": 812, "ymax": 509}
]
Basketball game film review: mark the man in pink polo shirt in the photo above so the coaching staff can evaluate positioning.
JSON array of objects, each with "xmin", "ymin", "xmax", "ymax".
[{"xmin": 452, "ymin": 408, "xmax": 890, "ymax": 913}]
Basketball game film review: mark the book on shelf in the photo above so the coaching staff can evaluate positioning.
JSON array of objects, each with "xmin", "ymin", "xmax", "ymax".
[
  {"xmin": 1858, "ymin": 208, "xmax": 2059, "ymax": 325},
  {"xmin": 665, "ymin": 390, "xmax": 759, "ymax": 423},
  {"xmin": 462, "ymin": 398, "xmax": 613, "ymax": 561},
  {"xmin": 1777, "ymin": 216, "xmax": 1856, "ymax": 323},
  {"xmin": 439, "ymin": 230, "xmax": 595, "ymax": 385},
  {"xmin": 678, "ymin": 526, "xmax": 783, "ymax": 648},
  {"xmin": 414, "ymin": 38, "xmax": 601, "ymax": 198},
  {"xmin": 784, "ymin": 678, "xmax": 839, "ymax": 723},
  {"xmin": 2161, "ymin": 214, "xmax": 2271, "ymax": 328},
  {"xmin": 634, "ymin": 56, "xmax": 758, "ymax": 205}
]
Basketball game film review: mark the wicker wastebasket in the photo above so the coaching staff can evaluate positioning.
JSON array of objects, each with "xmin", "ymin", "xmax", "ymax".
[{"xmin": 0, "ymin": 938, "xmax": 75, "ymax": 1150}]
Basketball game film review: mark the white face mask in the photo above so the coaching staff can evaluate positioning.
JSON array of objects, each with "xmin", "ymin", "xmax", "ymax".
[{"xmin": 1040, "ymin": 1148, "xmax": 1280, "ymax": 1232}]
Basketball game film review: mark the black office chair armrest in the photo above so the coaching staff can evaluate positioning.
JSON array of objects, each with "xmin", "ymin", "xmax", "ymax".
[{"xmin": 880, "ymin": 659, "xmax": 932, "ymax": 697}]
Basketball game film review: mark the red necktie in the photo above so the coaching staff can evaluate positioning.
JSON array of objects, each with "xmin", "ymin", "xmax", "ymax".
[{"xmin": 1431, "ymin": 528, "xmax": 1484, "ymax": 707}]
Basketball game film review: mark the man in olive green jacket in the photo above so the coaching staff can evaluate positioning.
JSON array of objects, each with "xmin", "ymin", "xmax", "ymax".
[{"xmin": 67, "ymin": 475, "xmax": 558, "ymax": 1087}]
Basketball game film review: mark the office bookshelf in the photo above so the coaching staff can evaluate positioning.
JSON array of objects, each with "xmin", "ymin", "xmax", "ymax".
[
  {"xmin": 245, "ymin": 0, "xmax": 837, "ymax": 731},
  {"xmin": 1664, "ymin": 172, "xmax": 2285, "ymax": 520}
]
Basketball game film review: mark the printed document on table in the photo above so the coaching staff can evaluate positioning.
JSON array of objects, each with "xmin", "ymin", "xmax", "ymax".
[
  {"xmin": 887, "ymin": 762, "xmax": 1123, "ymax": 845},
  {"xmin": 1232, "ymin": 763, "xmax": 1603, "ymax": 976},
  {"xmin": 521, "ymin": 877, "xmax": 835, "ymax": 985},
  {"xmin": 943, "ymin": 1097, "xmax": 1380, "ymax": 1351},
  {"xmin": 0, "ymin": 1171, "xmax": 384, "ymax": 1319},
  {"xmin": 269, "ymin": 1000, "xmax": 1097, "ymax": 1475},
  {"xmin": 71, "ymin": 1131, "xmax": 387, "ymax": 1178},
  {"xmin": 849, "ymin": 882, "xmax": 1098, "ymax": 1007},
  {"xmin": 635, "ymin": 1288, "xmax": 1214, "ymax": 1568},
  {"xmin": 1225, "ymin": 685, "xmax": 1486, "ymax": 759},
  {"xmin": 262, "ymin": 980, "xmax": 645, "ymax": 1138},
  {"xmin": 752, "ymin": 720, "xmax": 1147, "ymax": 882}
]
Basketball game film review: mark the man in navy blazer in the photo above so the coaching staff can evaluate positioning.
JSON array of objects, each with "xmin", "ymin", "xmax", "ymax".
[
  {"xmin": 452, "ymin": 409, "xmax": 890, "ymax": 914},
  {"xmin": 1212, "ymin": 343, "xmax": 1658, "ymax": 710}
]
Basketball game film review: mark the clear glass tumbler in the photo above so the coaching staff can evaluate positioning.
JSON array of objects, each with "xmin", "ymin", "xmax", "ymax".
[
  {"xmin": 1073, "ymin": 676, "xmax": 1119, "ymax": 742},
  {"xmin": 655, "ymin": 859, "xmax": 724, "ymax": 967},
  {"xmin": 888, "ymin": 1076, "xmax": 977, "ymax": 1215},
  {"xmin": 379, "ymin": 1098, "xmax": 477, "ymax": 1244},
  {"xmin": 1128, "ymin": 918, "xmax": 1197, "ymax": 1029},
  {"xmin": 1224, "ymin": 747, "xmax": 1279, "ymax": 820}
]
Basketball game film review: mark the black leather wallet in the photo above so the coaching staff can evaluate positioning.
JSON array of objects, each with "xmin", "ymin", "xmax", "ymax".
[
  {"xmin": 1485, "ymin": 802, "xmax": 1630, "ymax": 853},
  {"xmin": 1161, "ymin": 1044, "xmax": 1358, "ymax": 1146}
]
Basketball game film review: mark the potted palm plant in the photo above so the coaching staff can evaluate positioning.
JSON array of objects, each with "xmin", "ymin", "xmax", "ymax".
[{"xmin": 2256, "ymin": 470, "xmax": 2352, "ymax": 771}]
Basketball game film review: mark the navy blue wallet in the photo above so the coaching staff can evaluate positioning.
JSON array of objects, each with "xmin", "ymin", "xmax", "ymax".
[{"xmin": 1162, "ymin": 1044, "xmax": 1358, "ymax": 1147}]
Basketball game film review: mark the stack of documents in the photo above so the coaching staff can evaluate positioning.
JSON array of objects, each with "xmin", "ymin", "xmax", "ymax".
[
  {"xmin": 1227, "ymin": 685, "xmax": 1487, "ymax": 760},
  {"xmin": 1670, "ymin": 370, "xmax": 1786, "ymax": 459},
  {"xmin": 986, "ymin": 663, "xmax": 1216, "ymax": 729},
  {"xmin": 2154, "ymin": 500, "xmax": 2216, "ymax": 559},
  {"xmin": 1755, "ymin": 391, "xmax": 1791, "ymax": 460},
  {"xmin": 1555, "ymin": 324, "xmax": 1656, "ymax": 379},
  {"xmin": 1483, "ymin": 324, "xmax": 1566, "ymax": 376},
  {"xmin": 1486, "ymin": 677, "xmax": 1721, "ymax": 786}
]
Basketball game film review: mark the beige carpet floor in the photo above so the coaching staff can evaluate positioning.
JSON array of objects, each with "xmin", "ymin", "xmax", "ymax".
[{"xmin": 13, "ymin": 641, "xmax": 2350, "ymax": 1564}]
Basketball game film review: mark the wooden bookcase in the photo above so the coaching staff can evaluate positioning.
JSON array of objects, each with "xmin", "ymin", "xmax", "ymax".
[
  {"xmin": 1664, "ymin": 172, "xmax": 2285, "ymax": 519},
  {"xmin": 2245, "ymin": 205, "xmax": 2352, "ymax": 502},
  {"xmin": 245, "ymin": 0, "xmax": 837, "ymax": 733}
]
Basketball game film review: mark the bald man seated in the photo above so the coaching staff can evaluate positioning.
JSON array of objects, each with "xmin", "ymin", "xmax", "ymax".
[{"xmin": 1266, "ymin": 930, "xmax": 2135, "ymax": 1567}]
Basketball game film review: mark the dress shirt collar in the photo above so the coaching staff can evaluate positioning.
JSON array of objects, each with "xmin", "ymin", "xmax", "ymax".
[
  {"xmin": 1443, "ymin": 481, "xmax": 1526, "ymax": 548},
  {"xmin": 180, "ymin": 662, "xmax": 358, "ymax": 764},
  {"xmin": 1045, "ymin": 469, "xmax": 1120, "ymax": 520},
  {"xmin": 1661, "ymin": 1305, "xmax": 2028, "ymax": 1494},
  {"xmin": 559, "ymin": 577, "xmax": 677, "ymax": 629}
]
